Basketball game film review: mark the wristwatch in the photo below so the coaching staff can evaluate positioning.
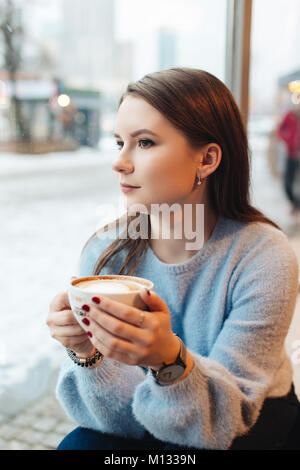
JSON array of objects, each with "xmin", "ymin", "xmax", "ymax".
[{"xmin": 150, "ymin": 335, "xmax": 187, "ymax": 385}]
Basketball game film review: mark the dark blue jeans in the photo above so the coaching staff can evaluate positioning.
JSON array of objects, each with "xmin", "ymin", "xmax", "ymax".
[
  {"xmin": 57, "ymin": 385, "xmax": 300, "ymax": 450},
  {"xmin": 57, "ymin": 427, "xmax": 192, "ymax": 451},
  {"xmin": 284, "ymin": 157, "xmax": 300, "ymax": 208}
]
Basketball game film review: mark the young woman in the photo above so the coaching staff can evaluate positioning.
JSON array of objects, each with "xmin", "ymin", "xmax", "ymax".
[{"xmin": 47, "ymin": 68, "xmax": 300, "ymax": 450}]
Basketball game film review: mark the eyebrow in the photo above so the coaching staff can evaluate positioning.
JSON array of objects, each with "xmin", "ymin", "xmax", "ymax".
[{"xmin": 114, "ymin": 129, "xmax": 158, "ymax": 138}]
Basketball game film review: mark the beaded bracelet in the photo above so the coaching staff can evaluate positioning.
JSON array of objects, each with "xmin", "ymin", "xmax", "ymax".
[{"xmin": 66, "ymin": 348, "xmax": 103, "ymax": 368}]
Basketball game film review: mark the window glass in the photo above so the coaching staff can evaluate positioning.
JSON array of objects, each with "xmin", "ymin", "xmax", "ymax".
[
  {"xmin": 249, "ymin": 3, "xmax": 300, "ymax": 387},
  {"xmin": 0, "ymin": 0, "xmax": 228, "ymax": 425},
  {"xmin": 249, "ymin": 0, "xmax": 300, "ymax": 232}
]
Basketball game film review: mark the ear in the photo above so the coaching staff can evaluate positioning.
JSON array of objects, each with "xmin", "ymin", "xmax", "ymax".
[{"xmin": 200, "ymin": 143, "xmax": 222, "ymax": 179}]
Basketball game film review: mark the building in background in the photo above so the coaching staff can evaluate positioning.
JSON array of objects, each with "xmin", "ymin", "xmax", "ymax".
[{"xmin": 59, "ymin": 0, "xmax": 132, "ymax": 112}]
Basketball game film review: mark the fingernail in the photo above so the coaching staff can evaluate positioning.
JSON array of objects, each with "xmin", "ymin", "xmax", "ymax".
[
  {"xmin": 87, "ymin": 331, "xmax": 93, "ymax": 338},
  {"xmin": 82, "ymin": 318, "xmax": 90, "ymax": 326},
  {"xmin": 92, "ymin": 296, "xmax": 101, "ymax": 304},
  {"xmin": 81, "ymin": 304, "xmax": 90, "ymax": 312}
]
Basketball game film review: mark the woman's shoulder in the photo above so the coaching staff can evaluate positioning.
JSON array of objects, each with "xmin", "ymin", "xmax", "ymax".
[
  {"xmin": 223, "ymin": 215, "xmax": 293, "ymax": 250},
  {"xmin": 239, "ymin": 218, "xmax": 294, "ymax": 252},
  {"xmin": 222, "ymin": 216, "xmax": 299, "ymax": 283}
]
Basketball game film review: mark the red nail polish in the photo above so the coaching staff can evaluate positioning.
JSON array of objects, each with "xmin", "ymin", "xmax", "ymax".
[
  {"xmin": 82, "ymin": 318, "xmax": 90, "ymax": 326},
  {"xmin": 92, "ymin": 296, "xmax": 101, "ymax": 304},
  {"xmin": 87, "ymin": 331, "xmax": 93, "ymax": 338},
  {"xmin": 82, "ymin": 304, "xmax": 90, "ymax": 312}
]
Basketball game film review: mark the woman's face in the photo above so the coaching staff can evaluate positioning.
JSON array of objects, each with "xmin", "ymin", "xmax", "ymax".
[{"xmin": 112, "ymin": 95, "xmax": 202, "ymax": 211}]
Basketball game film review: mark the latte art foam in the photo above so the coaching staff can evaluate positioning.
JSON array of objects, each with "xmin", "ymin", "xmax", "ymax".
[{"xmin": 76, "ymin": 279, "xmax": 144, "ymax": 294}]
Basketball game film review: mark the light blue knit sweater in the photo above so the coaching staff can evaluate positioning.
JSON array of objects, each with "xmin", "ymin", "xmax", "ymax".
[{"xmin": 56, "ymin": 215, "xmax": 299, "ymax": 449}]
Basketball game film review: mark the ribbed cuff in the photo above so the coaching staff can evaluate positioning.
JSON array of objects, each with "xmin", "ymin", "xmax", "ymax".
[{"xmin": 66, "ymin": 355, "xmax": 146, "ymax": 387}]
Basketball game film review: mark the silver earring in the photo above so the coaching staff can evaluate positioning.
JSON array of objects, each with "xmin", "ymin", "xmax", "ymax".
[{"xmin": 197, "ymin": 175, "xmax": 202, "ymax": 185}]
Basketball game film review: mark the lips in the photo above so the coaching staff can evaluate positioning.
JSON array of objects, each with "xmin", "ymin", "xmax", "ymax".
[{"xmin": 120, "ymin": 183, "xmax": 141, "ymax": 188}]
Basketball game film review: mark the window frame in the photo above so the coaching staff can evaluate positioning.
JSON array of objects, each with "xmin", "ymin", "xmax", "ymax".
[{"xmin": 225, "ymin": 0, "xmax": 253, "ymax": 128}]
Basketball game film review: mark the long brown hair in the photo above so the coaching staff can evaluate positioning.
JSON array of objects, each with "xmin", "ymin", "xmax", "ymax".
[{"xmin": 85, "ymin": 67, "xmax": 282, "ymax": 276}]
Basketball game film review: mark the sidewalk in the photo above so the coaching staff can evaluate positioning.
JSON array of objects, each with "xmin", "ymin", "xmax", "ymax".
[
  {"xmin": 0, "ymin": 392, "xmax": 76, "ymax": 450},
  {"xmin": 0, "ymin": 137, "xmax": 115, "ymax": 178}
]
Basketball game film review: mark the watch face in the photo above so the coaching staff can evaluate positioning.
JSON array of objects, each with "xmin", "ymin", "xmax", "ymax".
[{"xmin": 156, "ymin": 364, "xmax": 185, "ymax": 385}]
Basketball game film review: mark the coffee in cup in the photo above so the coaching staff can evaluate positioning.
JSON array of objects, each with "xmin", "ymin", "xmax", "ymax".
[{"xmin": 68, "ymin": 275, "xmax": 154, "ymax": 331}]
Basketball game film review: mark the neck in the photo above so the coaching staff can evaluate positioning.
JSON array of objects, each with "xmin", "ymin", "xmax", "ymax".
[{"xmin": 149, "ymin": 189, "xmax": 217, "ymax": 264}]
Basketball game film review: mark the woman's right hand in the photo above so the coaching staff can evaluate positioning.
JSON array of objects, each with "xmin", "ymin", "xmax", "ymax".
[{"xmin": 46, "ymin": 290, "xmax": 95, "ymax": 358}]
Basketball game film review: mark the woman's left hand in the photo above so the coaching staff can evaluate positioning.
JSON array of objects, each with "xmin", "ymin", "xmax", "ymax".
[{"xmin": 80, "ymin": 289, "xmax": 180, "ymax": 369}]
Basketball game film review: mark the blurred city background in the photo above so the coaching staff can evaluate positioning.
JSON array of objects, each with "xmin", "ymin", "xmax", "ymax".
[{"xmin": 0, "ymin": 0, "xmax": 300, "ymax": 449}]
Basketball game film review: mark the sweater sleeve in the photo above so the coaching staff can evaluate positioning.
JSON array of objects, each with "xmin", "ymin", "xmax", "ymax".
[
  {"xmin": 132, "ymin": 235, "xmax": 299, "ymax": 449},
  {"xmin": 55, "ymin": 356, "xmax": 148, "ymax": 439}
]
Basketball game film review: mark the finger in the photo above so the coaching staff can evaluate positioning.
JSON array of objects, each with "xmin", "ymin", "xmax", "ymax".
[
  {"xmin": 59, "ymin": 333, "xmax": 88, "ymax": 344},
  {"xmin": 91, "ymin": 338, "xmax": 139, "ymax": 366},
  {"xmin": 49, "ymin": 309, "xmax": 79, "ymax": 326},
  {"xmin": 80, "ymin": 307, "xmax": 150, "ymax": 346},
  {"xmin": 88, "ymin": 317, "xmax": 140, "ymax": 358},
  {"xmin": 51, "ymin": 324, "xmax": 86, "ymax": 338},
  {"xmin": 139, "ymin": 289, "xmax": 169, "ymax": 313},
  {"xmin": 86, "ymin": 296, "xmax": 149, "ymax": 328},
  {"xmin": 49, "ymin": 291, "xmax": 71, "ymax": 312}
]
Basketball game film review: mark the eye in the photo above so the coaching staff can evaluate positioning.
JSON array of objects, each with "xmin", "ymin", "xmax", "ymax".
[
  {"xmin": 138, "ymin": 139, "xmax": 154, "ymax": 149},
  {"xmin": 115, "ymin": 139, "xmax": 154, "ymax": 150}
]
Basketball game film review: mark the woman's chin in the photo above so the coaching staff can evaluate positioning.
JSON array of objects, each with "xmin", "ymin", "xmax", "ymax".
[{"xmin": 124, "ymin": 200, "xmax": 150, "ymax": 215}]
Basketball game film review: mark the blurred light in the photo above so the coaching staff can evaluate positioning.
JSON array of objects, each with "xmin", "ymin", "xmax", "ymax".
[
  {"xmin": 288, "ymin": 81, "xmax": 300, "ymax": 93},
  {"xmin": 291, "ymin": 92, "xmax": 300, "ymax": 105},
  {"xmin": 101, "ymin": 118, "xmax": 114, "ymax": 132},
  {"xmin": 57, "ymin": 94, "xmax": 71, "ymax": 107}
]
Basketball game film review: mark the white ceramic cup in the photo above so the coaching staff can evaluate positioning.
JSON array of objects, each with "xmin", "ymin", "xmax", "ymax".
[{"xmin": 68, "ymin": 274, "xmax": 154, "ymax": 331}]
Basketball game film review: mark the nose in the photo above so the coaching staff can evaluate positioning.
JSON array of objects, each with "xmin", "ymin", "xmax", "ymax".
[{"xmin": 111, "ymin": 153, "xmax": 134, "ymax": 175}]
